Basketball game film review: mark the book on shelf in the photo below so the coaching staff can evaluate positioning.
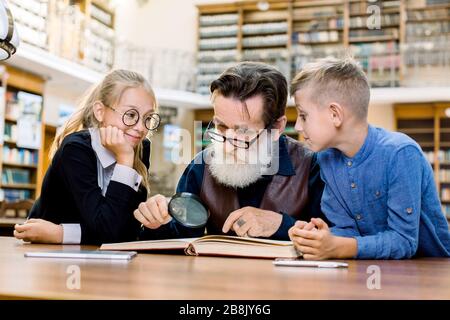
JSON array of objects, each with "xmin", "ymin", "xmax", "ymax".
[
  {"xmin": 199, "ymin": 37, "xmax": 238, "ymax": 50},
  {"xmin": 243, "ymin": 48, "xmax": 288, "ymax": 60},
  {"xmin": 294, "ymin": 18, "xmax": 344, "ymax": 32},
  {"xmin": 406, "ymin": 21, "xmax": 449, "ymax": 38},
  {"xmin": 0, "ymin": 189, "xmax": 32, "ymax": 202},
  {"xmin": 200, "ymin": 25, "xmax": 238, "ymax": 38},
  {"xmin": 100, "ymin": 235, "xmax": 299, "ymax": 259},
  {"xmin": 441, "ymin": 188, "xmax": 450, "ymax": 201},
  {"xmin": 350, "ymin": 41, "xmax": 399, "ymax": 56},
  {"xmin": 437, "ymin": 150, "xmax": 450, "ymax": 162},
  {"xmin": 1, "ymin": 168, "xmax": 31, "ymax": 185},
  {"xmin": 242, "ymin": 22, "xmax": 287, "ymax": 35},
  {"xmin": 293, "ymin": 6, "xmax": 341, "ymax": 20},
  {"xmin": 350, "ymin": 1, "xmax": 400, "ymax": 14},
  {"xmin": 0, "ymin": 86, "xmax": 4, "ymax": 145},
  {"xmin": 407, "ymin": 8, "xmax": 449, "ymax": 21},
  {"xmin": 197, "ymin": 49, "xmax": 237, "ymax": 62},
  {"xmin": 439, "ymin": 169, "xmax": 450, "ymax": 181},
  {"xmin": 90, "ymin": 2, "xmax": 113, "ymax": 27},
  {"xmin": 350, "ymin": 14, "xmax": 400, "ymax": 28},
  {"xmin": 295, "ymin": 30, "xmax": 340, "ymax": 44},
  {"xmin": 349, "ymin": 28, "xmax": 399, "ymax": 40},
  {"xmin": 4, "ymin": 123, "xmax": 18, "ymax": 142},
  {"xmin": 2, "ymin": 146, "xmax": 38, "ymax": 165},
  {"xmin": 199, "ymin": 13, "xmax": 239, "ymax": 26},
  {"xmin": 242, "ymin": 34, "xmax": 288, "ymax": 48}
]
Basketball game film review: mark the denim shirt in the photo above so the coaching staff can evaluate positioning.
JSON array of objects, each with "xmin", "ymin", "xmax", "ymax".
[{"xmin": 318, "ymin": 125, "xmax": 450, "ymax": 259}]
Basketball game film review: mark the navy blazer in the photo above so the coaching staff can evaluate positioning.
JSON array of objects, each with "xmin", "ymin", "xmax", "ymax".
[{"xmin": 29, "ymin": 130, "xmax": 150, "ymax": 244}]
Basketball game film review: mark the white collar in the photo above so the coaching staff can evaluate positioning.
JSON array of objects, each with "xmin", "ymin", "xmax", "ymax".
[{"xmin": 89, "ymin": 128, "xmax": 116, "ymax": 168}]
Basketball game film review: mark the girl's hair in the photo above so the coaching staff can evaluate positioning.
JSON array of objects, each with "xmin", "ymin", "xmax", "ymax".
[{"xmin": 50, "ymin": 69, "xmax": 157, "ymax": 193}]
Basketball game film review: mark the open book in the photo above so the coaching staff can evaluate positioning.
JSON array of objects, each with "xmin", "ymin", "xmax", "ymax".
[{"xmin": 100, "ymin": 235, "xmax": 300, "ymax": 259}]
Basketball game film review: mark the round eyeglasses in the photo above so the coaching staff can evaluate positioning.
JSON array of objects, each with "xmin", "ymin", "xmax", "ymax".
[
  {"xmin": 204, "ymin": 120, "xmax": 270, "ymax": 149},
  {"xmin": 107, "ymin": 105, "xmax": 161, "ymax": 131}
]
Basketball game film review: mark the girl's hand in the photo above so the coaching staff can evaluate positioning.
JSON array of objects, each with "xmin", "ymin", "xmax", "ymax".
[
  {"xmin": 134, "ymin": 194, "xmax": 172, "ymax": 230},
  {"xmin": 99, "ymin": 126, "xmax": 135, "ymax": 167},
  {"xmin": 14, "ymin": 219, "xmax": 63, "ymax": 244}
]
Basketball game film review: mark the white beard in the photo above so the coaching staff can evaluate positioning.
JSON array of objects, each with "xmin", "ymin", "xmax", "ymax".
[{"xmin": 206, "ymin": 133, "xmax": 278, "ymax": 189}]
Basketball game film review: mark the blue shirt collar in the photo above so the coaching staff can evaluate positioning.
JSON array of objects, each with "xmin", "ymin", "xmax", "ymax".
[
  {"xmin": 342, "ymin": 124, "xmax": 376, "ymax": 166},
  {"xmin": 89, "ymin": 128, "xmax": 116, "ymax": 168}
]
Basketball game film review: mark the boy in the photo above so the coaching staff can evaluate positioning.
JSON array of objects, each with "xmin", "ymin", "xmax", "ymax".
[{"xmin": 288, "ymin": 57, "xmax": 450, "ymax": 259}]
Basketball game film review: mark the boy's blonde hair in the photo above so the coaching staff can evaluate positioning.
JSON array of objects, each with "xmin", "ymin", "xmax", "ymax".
[
  {"xmin": 290, "ymin": 56, "xmax": 370, "ymax": 120},
  {"xmin": 50, "ymin": 69, "xmax": 157, "ymax": 192}
]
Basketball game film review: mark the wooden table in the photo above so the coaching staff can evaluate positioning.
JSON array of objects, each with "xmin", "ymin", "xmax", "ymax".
[{"xmin": 0, "ymin": 236, "xmax": 449, "ymax": 299}]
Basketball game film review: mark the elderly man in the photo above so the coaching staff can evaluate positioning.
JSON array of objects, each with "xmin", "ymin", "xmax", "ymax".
[{"xmin": 137, "ymin": 62, "xmax": 327, "ymax": 240}]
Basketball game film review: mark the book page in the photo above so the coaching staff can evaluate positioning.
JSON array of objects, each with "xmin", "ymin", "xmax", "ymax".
[
  {"xmin": 191, "ymin": 241, "xmax": 299, "ymax": 259},
  {"xmin": 194, "ymin": 235, "xmax": 293, "ymax": 246},
  {"xmin": 100, "ymin": 237, "xmax": 200, "ymax": 251}
]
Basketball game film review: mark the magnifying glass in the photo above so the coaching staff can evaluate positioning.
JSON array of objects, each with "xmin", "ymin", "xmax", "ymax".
[{"xmin": 168, "ymin": 192, "xmax": 209, "ymax": 228}]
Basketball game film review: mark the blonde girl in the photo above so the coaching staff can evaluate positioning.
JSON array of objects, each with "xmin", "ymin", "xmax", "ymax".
[{"xmin": 14, "ymin": 69, "xmax": 159, "ymax": 244}]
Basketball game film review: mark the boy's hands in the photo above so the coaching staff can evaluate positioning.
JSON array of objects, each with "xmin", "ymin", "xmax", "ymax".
[
  {"xmin": 134, "ymin": 194, "xmax": 173, "ymax": 229},
  {"xmin": 14, "ymin": 219, "xmax": 63, "ymax": 244},
  {"xmin": 289, "ymin": 218, "xmax": 336, "ymax": 260},
  {"xmin": 288, "ymin": 218, "xmax": 358, "ymax": 260},
  {"xmin": 100, "ymin": 126, "xmax": 135, "ymax": 167}
]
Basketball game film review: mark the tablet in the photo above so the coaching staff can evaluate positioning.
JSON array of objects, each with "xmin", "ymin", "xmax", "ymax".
[{"xmin": 24, "ymin": 250, "xmax": 137, "ymax": 260}]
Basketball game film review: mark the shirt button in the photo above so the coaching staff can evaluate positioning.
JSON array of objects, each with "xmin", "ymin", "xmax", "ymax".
[
  {"xmin": 347, "ymin": 161, "xmax": 353, "ymax": 167},
  {"xmin": 351, "ymin": 182, "xmax": 356, "ymax": 189},
  {"xmin": 406, "ymin": 208, "xmax": 413, "ymax": 214},
  {"xmin": 135, "ymin": 183, "xmax": 139, "ymax": 187},
  {"xmin": 375, "ymin": 191, "xmax": 381, "ymax": 197},
  {"xmin": 356, "ymin": 214, "xmax": 362, "ymax": 220}
]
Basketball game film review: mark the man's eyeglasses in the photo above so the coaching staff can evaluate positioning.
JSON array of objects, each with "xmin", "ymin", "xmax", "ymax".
[
  {"xmin": 106, "ymin": 105, "xmax": 161, "ymax": 131},
  {"xmin": 205, "ymin": 120, "xmax": 271, "ymax": 149}
]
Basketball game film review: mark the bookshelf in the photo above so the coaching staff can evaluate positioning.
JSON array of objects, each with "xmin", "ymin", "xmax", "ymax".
[
  {"xmin": 348, "ymin": 0, "xmax": 401, "ymax": 87},
  {"xmin": 196, "ymin": 0, "xmax": 450, "ymax": 92},
  {"xmin": 394, "ymin": 103, "xmax": 450, "ymax": 221},
  {"xmin": 83, "ymin": 0, "xmax": 116, "ymax": 73},
  {"xmin": 242, "ymin": 1, "xmax": 291, "ymax": 80},
  {"xmin": 0, "ymin": 66, "xmax": 45, "ymax": 204},
  {"xmin": 12, "ymin": 0, "xmax": 115, "ymax": 74},
  {"xmin": 8, "ymin": 0, "xmax": 48, "ymax": 50},
  {"xmin": 196, "ymin": 3, "xmax": 240, "ymax": 95},
  {"xmin": 403, "ymin": 0, "xmax": 450, "ymax": 86}
]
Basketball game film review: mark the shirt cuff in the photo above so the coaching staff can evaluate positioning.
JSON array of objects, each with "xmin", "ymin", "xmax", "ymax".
[
  {"xmin": 111, "ymin": 164, "xmax": 142, "ymax": 191},
  {"xmin": 354, "ymin": 236, "xmax": 376, "ymax": 259},
  {"xmin": 62, "ymin": 224, "xmax": 82, "ymax": 244},
  {"xmin": 272, "ymin": 212, "xmax": 296, "ymax": 240}
]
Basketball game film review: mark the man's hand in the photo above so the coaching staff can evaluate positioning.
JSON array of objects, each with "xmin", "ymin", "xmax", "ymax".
[
  {"xmin": 222, "ymin": 207, "xmax": 282, "ymax": 238},
  {"xmin": 288, "ymin": 218, "xmax": 357, "ymax": 260},
  {"xmin": 14, "ymin": 219, "xmax": 63, "ymax": 244},
  {"xmin": 134, "ymin": 194, "xmax": 173, "ymax": 230}
]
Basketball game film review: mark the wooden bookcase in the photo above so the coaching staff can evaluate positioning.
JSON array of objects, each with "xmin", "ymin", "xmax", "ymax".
[
  {"xmin": 291, "ymin": 0, "xmax": 346, "ymax": 80},
  {"xmin": 395, "ymin": 102, "xmax": 450, "ymax": 221},
  {"xmin": 402, "ymin": 0, "xmax": 450, "ymax": 86},
  {"xmin": 0, "ymin": 66, "xmax": 46, "ymax": 217},
  {"xmin": 196, "ymin": 0, "xmax": 449, "ymax": 92},
  {"xmin": 12, "ymin": 0, "xmax": 116, "ymax": 73}
]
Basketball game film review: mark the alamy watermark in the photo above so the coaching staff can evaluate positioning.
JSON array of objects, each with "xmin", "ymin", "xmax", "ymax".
[{"xmin": 366, "ymin": 265, "xmax": 381, "ymax": 290}]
